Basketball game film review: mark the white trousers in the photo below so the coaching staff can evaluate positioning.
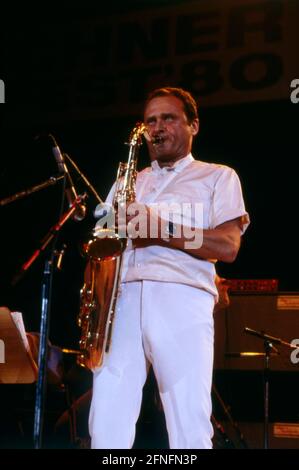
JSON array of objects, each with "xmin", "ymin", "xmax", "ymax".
[{"xmin": 89, "ymin": 280, "xmax": 215, "ymax": 449}]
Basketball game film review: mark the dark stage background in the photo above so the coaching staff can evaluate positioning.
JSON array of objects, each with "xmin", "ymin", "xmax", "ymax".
[{"xmin": 0, "ymin": 0, "xmax": 299, "ymax": 449}]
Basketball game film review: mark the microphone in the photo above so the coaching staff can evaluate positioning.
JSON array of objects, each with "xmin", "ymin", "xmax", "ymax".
[
  {"xmin": 48, "ymin": 134, "xmax": 86, "ymax": 221},
  {"xmin": 49, "ymin": 134, "xmax": 67, "ymax": 174}
]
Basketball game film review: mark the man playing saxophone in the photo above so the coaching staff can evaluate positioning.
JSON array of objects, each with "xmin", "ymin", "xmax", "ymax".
[{"xmin": 88, "ymin": 87, "xmax": 249, "ymax": 449}]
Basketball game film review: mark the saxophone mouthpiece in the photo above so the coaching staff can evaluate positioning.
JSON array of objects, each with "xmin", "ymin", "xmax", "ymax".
[
  {"xmin": 152, "ymin": 135, "xmax": 164, "ymax": 145},
  {"xmin": 144, "ymin": 130, "xmax": 164, "ymax": 145},
  {"xmin": 143, "ymin": 128, "xmax": 151, "ymax": 142}
]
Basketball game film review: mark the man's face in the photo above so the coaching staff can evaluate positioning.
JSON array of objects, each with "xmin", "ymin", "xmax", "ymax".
[{"xmin": 144, "ymin": 95, "xmax": 199, "ymax": 165}]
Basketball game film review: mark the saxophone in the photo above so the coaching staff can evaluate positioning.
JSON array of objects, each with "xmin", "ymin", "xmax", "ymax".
[{"xmin": 77, "ymin": 122, "xmax": 146, "ymax": 370}]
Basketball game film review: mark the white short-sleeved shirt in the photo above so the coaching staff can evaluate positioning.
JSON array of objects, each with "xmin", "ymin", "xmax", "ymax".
[{"xmin": 95, "ymin": 154, "xmax": 249, "ymax": 298}]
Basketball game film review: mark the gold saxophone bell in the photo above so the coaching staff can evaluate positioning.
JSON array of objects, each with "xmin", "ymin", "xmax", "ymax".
[
  {"xmin": 84, "ymin": 228, "xmax": 126, "ymax": 261},
  {"xmin": 77, "ymin": 122, "xmax": 147, "ymax": 370}
]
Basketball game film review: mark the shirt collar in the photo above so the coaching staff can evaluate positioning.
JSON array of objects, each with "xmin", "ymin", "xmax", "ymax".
[{"xmin": 151, "ymin": 153, "xmax": 194, "ymax": 174}]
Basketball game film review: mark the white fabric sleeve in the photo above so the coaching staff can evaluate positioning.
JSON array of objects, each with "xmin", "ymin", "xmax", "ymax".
[{"xmin": 210, "ymin": 167, "xmax": 250, "ymax": 235}]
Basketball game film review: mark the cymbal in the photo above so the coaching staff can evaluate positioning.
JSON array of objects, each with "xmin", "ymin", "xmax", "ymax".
[
  {"xmin": 225, "ymin": 351, "xmax": 279, "ymax": 357},
  {"xmin": 62, "ymin": 348, "xmax": 81, "ymax": 355}
]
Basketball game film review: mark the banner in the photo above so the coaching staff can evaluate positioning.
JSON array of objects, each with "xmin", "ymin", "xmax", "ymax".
[{"xmin": 5, "ymin": 0, "xmax": 299, "ymax": 123}]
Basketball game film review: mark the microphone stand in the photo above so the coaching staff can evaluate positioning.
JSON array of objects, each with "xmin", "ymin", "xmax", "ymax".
[
  {"xmin": 5, "ymin": 136, "xmax": 101, "ymax": 448},
  {"xmin": 212, "ymin": 384, "xmax": 248, "ymax": 449},
  {"xmin": 12, "ymin": 193, "xmax": 87, "ymax": 286},
  {"xmin": 33, "ymin": 194, "xmax": 87, "ymax": 449},
  {"xmin": 263, "ymin": 338, "xmax": 273, "ymax": 450},
  {"xmin": 244, "ymin": 327, "xmax": 296, "ymax": 449},
  {"xmin": 0, "ymin": 175, "xmax": 64, "ymax": 207},
  {"xmin": 11, "ymin": 191, "xmax": 87, "ymax": 449}
]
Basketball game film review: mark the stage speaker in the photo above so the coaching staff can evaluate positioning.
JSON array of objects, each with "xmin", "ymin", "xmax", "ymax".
[
  {"xmin": 214, "ymin": 292, "xmax": 299, "ymax": 371},
  {"xmin": 215, "ymin": 421, "xmax": 299, "ymax": 449}
]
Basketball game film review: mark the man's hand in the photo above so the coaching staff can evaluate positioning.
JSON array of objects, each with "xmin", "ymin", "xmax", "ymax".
[
  {"xmin": 126, "ymin": 202, "xmax": 164, "ymax": 247},
  {"xmin": 214, "ymin": 275, "xmax": 230, "ymax": 311},
  {"xmin": 117, "ymin": 202, "xmax": 243, "ymax": 263}
]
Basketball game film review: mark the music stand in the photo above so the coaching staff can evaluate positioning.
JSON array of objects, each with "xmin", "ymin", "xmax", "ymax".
[{"xmin": 0, "ymin": 307, "xmax": 37, "ymax": 384}]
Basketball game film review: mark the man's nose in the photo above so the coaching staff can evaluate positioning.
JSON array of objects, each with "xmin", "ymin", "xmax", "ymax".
[{"xmin": 153, "ymin": 118, "xmax": 165, "ymax": 132}]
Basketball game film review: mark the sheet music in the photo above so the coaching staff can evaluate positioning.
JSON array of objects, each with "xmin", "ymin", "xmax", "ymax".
[{"xmin": 10, "ymin": 311, "xmax": 30, "ymax": 352}]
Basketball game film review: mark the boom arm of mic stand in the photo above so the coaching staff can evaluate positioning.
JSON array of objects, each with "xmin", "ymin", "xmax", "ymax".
[
  {"xmin": 64, "ymin": 153, "xmax": 103, "ymax": 204},
  {"xmin": 244, "ymin": 327, "xmax": 296, "ymax": 349},
  {"xmin": 12, "ymin": 193, "xmax": 88, "ymax": 286},
  {"xmin": 0, "ymin": 175, "xmax": 65, "ymax": 206}
]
